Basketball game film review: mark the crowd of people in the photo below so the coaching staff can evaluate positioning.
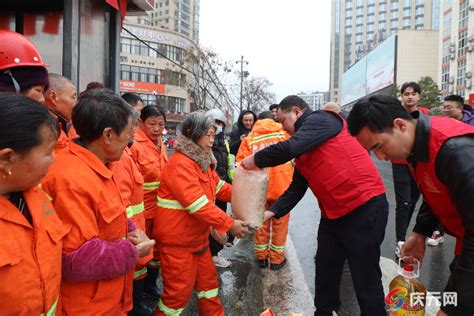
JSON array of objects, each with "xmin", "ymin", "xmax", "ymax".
[{"xmin": 1, "ymin": 29, "xmax": 474, "ymax": 316}]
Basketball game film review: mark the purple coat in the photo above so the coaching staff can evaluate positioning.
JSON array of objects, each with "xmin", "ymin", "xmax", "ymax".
[{"xmin": 461, "ymin": 110, "xmax": 474, "ymax": 126}]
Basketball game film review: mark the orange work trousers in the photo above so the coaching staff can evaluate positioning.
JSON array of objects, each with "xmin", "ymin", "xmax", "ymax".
[
  {"xmin": 146, "ymin": 218, "xmax": 161, "ymax": 269},
  {"xmin": 155, "ymin": 247, "xmax": 224, "ymax": 316},
  {"xmin": 254, "ymin": 212, "xmax": 290, "ymax": 265}
]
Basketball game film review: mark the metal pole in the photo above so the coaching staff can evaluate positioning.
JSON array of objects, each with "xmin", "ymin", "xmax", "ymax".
[{"xmin": 236, "ymin": 55, "xmax": 248, "ymax": 112}]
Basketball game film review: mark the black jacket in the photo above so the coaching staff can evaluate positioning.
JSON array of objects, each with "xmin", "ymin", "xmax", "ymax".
[
  {"xmin": 409, "ymin": 113, "xmax": 474, "ymax": 315},
  {"xmin": 254, "ymin": 110, "xmax": 342, "ymax": 217},
  {"xmin": 212, "ymin": 134, "xmax": 230, "ymax": 182},
  {"xmin": 229, "ymin": 110, "xmax": 257, "ymax": 155}
]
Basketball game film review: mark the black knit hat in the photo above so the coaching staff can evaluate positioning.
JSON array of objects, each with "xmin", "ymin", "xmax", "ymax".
[{"xmin": 0, "ymin": 66, "xmax": 49, "ymax": 93}]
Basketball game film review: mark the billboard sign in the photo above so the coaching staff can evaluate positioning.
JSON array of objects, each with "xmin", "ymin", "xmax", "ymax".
[
  {"xmin": 366, "ymin": 35, "xmax": 396, "ymax": 95},
  {"xmin": 341, "ymin": 56, "xmax": 367, "ymax": 105}
]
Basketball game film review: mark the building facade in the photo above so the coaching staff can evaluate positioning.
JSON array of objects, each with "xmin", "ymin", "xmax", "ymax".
[
  {"xmin": 147, "ymin": 0, "xmax": 200, "ymax": 42},
  {"xmin": 297, "ymin": 91, "xmax": 330, "ymax": 111},
  {"xmin": 330, "ymin": 0, "xmax": 440, "ymax": 103},
  {"xmin": 438, "ymin": 0, "xmax": 473, "ymax": 100},
  {"xmin": 120, "ymin": 16, "xmax": 234, "ymax": 128}
]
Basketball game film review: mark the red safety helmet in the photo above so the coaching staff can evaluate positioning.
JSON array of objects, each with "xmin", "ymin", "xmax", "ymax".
[{"xmin": 0, "ymin": 30, "xmax": 48, "ymax": 70}]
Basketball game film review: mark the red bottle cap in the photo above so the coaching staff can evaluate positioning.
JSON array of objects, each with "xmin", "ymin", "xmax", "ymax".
[{"xmin": 403, "ymin": 265, "xmax": 414, "ymax": 272}]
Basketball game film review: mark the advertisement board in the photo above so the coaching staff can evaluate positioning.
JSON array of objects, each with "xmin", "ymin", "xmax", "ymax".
[
  {"xmin": 341, "ymin": 56, "xmax": 367, "ymax": 105},
  {"xmin": 120, "ymin": 80, "xmax": 165, "ymax": 94},
  {"xmin": 366, "ymin": 35, "xmax": 396, "ymax": 95}
]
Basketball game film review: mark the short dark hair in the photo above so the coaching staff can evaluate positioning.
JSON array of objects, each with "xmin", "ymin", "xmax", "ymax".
[
  {"xmin": 0, "ymin": 92, "xmax": 58, "ymax": 154},
  {"xmin": 140, "ymin": 105, "xmax": 166, "ymax": 123},
  {"xmin": 444, "ymin": 94, "xmax": 464, "ymax": 109},
  {"xmin": 258, "ymin": 111, "xmax": 274, "ymax": 120},
  {"xmin": 121, "ymin": 92, "xmax": 144, "ymax": 108},
  {"xmin": 269, "ymin": 104, "xmax": 278, "ymax": 111},
  {"xmin": 400, "ymin": 81, "xmax": 421, "ymax": 94},
  {"xmin": 347, "ymin": 94, "xmax": 413, "ymax": 136},
  {"xmin": 72, "ymin": 89, "xmax": 132, "ymax": 143},
  {"xmin": 278, "ymin": 95, "xmax": 309, "ymax": 112}
]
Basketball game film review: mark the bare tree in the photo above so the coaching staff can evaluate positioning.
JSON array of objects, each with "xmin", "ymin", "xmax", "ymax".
[{"xmin": 242, "ymin": 76, "xmax": 277, "ymax": 113}]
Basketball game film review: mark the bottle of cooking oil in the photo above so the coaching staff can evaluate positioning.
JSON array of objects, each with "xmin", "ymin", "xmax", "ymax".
[{"xmin": 386, "ymin": 258, "xmax": 426, "ymax": 316}]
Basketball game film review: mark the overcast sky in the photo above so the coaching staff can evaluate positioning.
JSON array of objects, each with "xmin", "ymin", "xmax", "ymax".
[{"xmin": 199, "ymin": 0, "xmax": 332, "ymax": 102}]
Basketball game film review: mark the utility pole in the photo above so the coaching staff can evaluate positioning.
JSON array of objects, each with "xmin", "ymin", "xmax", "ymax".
[{"xmin": 236, "ymin": 55, "xmax": 248, "ymax": 112}]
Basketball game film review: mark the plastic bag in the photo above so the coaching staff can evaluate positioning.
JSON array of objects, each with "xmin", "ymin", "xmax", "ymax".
[{"xmin": 231, "ymin": 166, "xmax": 268, "ymax": 228}]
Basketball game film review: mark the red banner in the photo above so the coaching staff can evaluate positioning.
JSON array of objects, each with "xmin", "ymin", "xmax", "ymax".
[{"xmin": 120, "ymin": 80, "xmax": 165, "ymax": 95}]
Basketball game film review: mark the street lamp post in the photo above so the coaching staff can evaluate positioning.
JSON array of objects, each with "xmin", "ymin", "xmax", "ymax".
[{"xmin": 236, "ymin": 55, "xmax": 248, "ymax": 112}]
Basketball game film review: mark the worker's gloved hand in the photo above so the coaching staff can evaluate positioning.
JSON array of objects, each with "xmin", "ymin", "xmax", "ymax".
[{"xmin": 228, "ymin": 219, "xmax": 251, "ymax": 238}]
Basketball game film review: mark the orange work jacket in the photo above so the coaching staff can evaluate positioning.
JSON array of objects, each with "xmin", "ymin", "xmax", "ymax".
[
  {"xmin": 236, "ymin": 119, "xmax": 294, "ymax": 201},
  {"xmin": 41, "ymin": 141, "xmax": 132, "ymax": 315},
  {"xmin": 114, "ymin": 146, "xmax": 152, "ymax": 279},
  {"xmin": 153, "ymin": 150, "xmax": 234, "ymax": 253},
  {"xmin": 0, "ymin": 186, "xmax": 68, "ymax": 315},
  {"xmin": 130, "ymin": 128, "xmax": 168, "ymax": 219}
]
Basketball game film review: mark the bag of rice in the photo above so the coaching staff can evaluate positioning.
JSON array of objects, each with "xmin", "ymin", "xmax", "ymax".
[{"xmin": 231, "ymin": 166, "xmax": 268, "ymax": 228}]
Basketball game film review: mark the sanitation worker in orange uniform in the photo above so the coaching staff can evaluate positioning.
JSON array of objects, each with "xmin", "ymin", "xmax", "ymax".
[
  {"xmin": 0, "ymin": 94, "xmax": 67, "ymax": 315},
  {"xmin": 41, "ymin": 89, "xmax": 155, "ymax": 315},
  {"xmin": 114, "ymin": 110, "xmax": 154, "ymax": 315},
  {"xmin": 153, "ymin": 112, "xmax": 251, "ymax": 316},
  {"xmin": 131, "ymin": 105, "xmax": 169, "ymax": 298},
  {"xmin": 236, "ymin": 111, "xmax": 293, "ymax": 270}
]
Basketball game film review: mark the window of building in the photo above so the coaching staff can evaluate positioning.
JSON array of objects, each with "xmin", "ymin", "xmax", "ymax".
[
  {"xmin": 391, "ymin": 1, "xmax": 399, "ymax": 10},
  {"xmin": 356, "ymin": 25, "xmax": 363, "ymax": 33},
  {"xmin": 367, "ymin": 23, "xmax": 375, "ymax": 32},
  {"xmin": 345, "ymin": 26, "xmax": 352, "ymax": 35},
  {"xmin": 403, "ymin": 18, "xmax": 411, "ymax": 28},
  {"xmin": 379, "ymin": 13, "xmax": 386, "ymax": 21},
  {"xmin": 356, "ymin": 7, "xmax": 364, "ymax": 16},
  {"xmin": 367, "ymin": 15, "xmax": 375, "ymax": 22},
  {"xmin": 391, "ymin": 21, "xmax": 398, "ymax": 29},
  {"xmin": 391, "ymin": 11, "xmax": 398, "ymax": 19},
  {"xmin": 367, "ymin": 0, "xmax": 375, "ymax": 4},
  {"xmin": 121, "ymin": 38, "xmax": 131, "ymax": 54},
  {"xmin": 379, "ymin": 3, "xmax": 387, "ymax": 12},
  {"xmin": 441, "ymin": 66, "xmax": 450, "ymax": 91},
  {"xmin": 356, "ymin": 17, "xmax": 363, "ymax": 24},
  {"xmin": 367, "ymin": 6, "xmax": 375, "ymax": 14},
  {"xmin": 443, "ymin": 11, "xmax": 451, "ymax": 38},
  {"xmin": 457, "ymin": 59, "xmax": 466, "ymax": 90},
  {"xmin": 345, "ymin": 1, "xmax": 352, "ymax": 9},
  {"xmin": 403, "ymin": 8, "xmax": 411, "ymax": 17},
  {"xmin": 459, "ymin": 0, "xmax": 469, "ymax": 28},
  {"xmin": 131, "ymin": 39, "xmax": 140, "ymax": 55},
  {"xmin": 403, "ymin": 0, "xmax": 411, "ymax": 8},
  {"xmin": 356, "ymin": 34, "xmax": 363, "ymax": 42},
  {"xmin": 442, "ymin": 41, "xmax": 451, "ymax": 64},
  {"xmin": 415, "ymin": 16, "xmax": 424, "ymax": 28},
  {"xmin": 356, "ymin": 0, "xmax": 363, "ymax": 7},
  {"xmin": 379, "ymin": 22, "xmax": 387, "ymax": 29},
  {"xmin": 345, "ymin": 8, "xmax": 353, "ymax": 17},
  {"xmin": 458, "ymin": 29, "xmax": 468, "ymax": 57},
  {"xmin": 415, "ymin": 0, "xmax": 423, "ymax": 4},
  {"xmin": 415, "ymin": 6, "xmax": 424, "ymax": 15}
]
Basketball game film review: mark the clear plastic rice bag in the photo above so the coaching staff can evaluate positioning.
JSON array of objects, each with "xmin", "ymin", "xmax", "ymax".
[{"xmin": 231, "ymin": 166, "xmax": 269, "ymax": 228}]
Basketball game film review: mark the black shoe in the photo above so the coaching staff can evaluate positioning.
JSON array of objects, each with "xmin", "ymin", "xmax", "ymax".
[
  {"xmin": 270, "ymin": 258, "xmax": 287, "ymax": 270},
  {"xmin": 258, "ymin": 259, "xmax": 269, "ymax": 268}
]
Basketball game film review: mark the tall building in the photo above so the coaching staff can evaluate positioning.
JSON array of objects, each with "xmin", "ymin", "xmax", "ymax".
[
  {"xmin": 330, "ymin": 0, "xmax": 440, "ymax": 103},
  {"xmin": 297, "ymin": 91, "xmax": 330, "ymax": 111},
  {"xmin": 438, "ymin": 0, "xmax": 473, "ymax": 100},
  {"xmin": 148, "ymin": 0, "xmax": 200, "ymax": 42}
]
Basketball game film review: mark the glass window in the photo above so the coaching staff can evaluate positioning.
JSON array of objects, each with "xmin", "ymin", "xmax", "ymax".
[
  {"xmin": 391, "ymin": 11, "xmax": 398, "ymax": 19},
  {"xmin": 379, "ymin": 22, "xmax": 387, "ymax": 29},
  {"xmin": 403, "ymin": 8, "xmax": 411, "ymax": 17},
  {"xmin": 391, "ymin": 21, "xmax": 398, "ymax": 29},
  {"xmin": 367, "ymin": 23, "xmax": 375, "ymax": 32},
  {"xmin": 379, "ymin": 4, "xmax": 387, "ymax": 11},
  {"xmin": 367, "ymin": 15, "xmax": 375, "ymax": 22},
  {"xmin": 403, "ymin": 19, "xmax": 411, "ymax": 27},
  {"xmin": 403, "ymin": 0, "xmax": 411, "ymax": 7},
  {"xmin": 391, "ymin": 2, "xmax": 399, "ymax": 10},
  {"xmin": 367, "ymin": 6, "xmax": 375, "ymax": 13},
  {"xmin": 356, "ymin": 25, "xmax": 363, "ymax": 33},
  {"xmin": 345, "ymin": 9, "xmax": 353, "ymax": 18},
  {"xmin": 356, "ymin": 17, "xmax": 363, "ymax": 24},
  {"xmin": 379, "ymin": 13, "xmax": 386, "ymax": 21},
  {"xmin": 415, "ymin": 16, "xmax": 424, "ymax": 26},
  {"xmin": 345, "ymin": 1, "xmax": 352, "ymax": 9},
  {"xmin": 416, "ymin": 6, "xmax": 424, "ymax": 15}
]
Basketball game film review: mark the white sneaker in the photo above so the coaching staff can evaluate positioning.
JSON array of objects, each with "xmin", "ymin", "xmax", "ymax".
[
  {"xmin": 395, "ymin": 241, "xmax": 404, "ymax": 257},
  {"xmin": 427, "ymin": 231, "xmax": 445, "ymax": 246},
  {"xmin": 213, "ymin": 255, "xmax": 231, "ymax": 268}
]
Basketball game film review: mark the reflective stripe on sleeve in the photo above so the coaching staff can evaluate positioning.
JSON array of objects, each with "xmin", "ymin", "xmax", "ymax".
[
  {"xmin": 143, "ymin": 182, "xmax": 160, "ymax": 191},
  {"xmin": 40, "ymin": 297, "xmax": 58, "ymax": 316},
  {"xmin": 126, "ymin": 202, "xmax": 145, "ymax": 218},
  {"xmin": 216, "ymin": 180, "xmax": 225, "ymax": 194},
  {"xmin": 196, "ymin": 288, "xmax": 219, "ymax": 299},
  {"xmin": 133, "ymin": 267, "xmax": 147, "ymax": 279},
  {"xmin": 157, "ymin": 195, "xmax": 209, "ymax": 214}
]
